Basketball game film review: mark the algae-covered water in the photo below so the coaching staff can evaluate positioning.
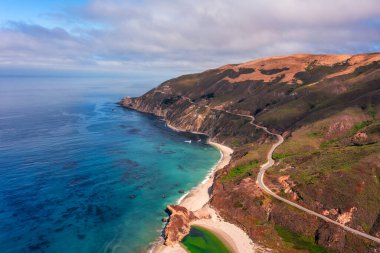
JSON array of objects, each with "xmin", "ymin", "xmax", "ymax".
[{"xmin": 181, "ymin": 226, "xmax": 231, "ymax": 253}]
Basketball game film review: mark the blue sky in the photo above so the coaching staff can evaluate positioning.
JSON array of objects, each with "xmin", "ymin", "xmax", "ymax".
[
  {"xmin": 0, "ymin": 0, "xmax": 379, "ymax": 77},
  {"xmin": 0, "ymin": 0, "xmax": 84, "ymax": 26}
]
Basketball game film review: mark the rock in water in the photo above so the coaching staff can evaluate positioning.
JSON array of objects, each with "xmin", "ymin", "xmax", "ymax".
[{"xmin": 163, "ymin": 205, "xmax": 196, "ymax": 246}]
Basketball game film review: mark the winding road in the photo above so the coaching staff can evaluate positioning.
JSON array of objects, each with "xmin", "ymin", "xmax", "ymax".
[
  {"xmin": 223, "ymin": 108, "xmax": 380, "ymax": 244},
  {"xmin": 248, "ymin": 116, "xmax": 380, "ymax": 244},
  {"xmin": 156, "ymin": 90, "xmax": 380, "ymax": 244}
]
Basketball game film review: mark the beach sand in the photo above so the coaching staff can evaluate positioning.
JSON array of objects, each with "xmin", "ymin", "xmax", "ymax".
[
  {"xmin": 191, "ymin": 206, "xmax": 256, "ymax": 253},
  {"xmin": 179, "ymin": 141, "xmax": 232, "ymax": 212},
  {"xmin": 151, "ymin": 128, "xmax": 257, "ymax": 253}
]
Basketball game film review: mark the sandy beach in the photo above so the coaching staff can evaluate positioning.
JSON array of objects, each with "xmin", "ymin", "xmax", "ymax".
[
  {"xmin": 151, "ymin": 123, "xmax": 257, "ymax": 253},
  {"xmin": 191, "ymin": 206, "xmax": 256, "ymax": 253},
  {"xmin": 179, "ymin": 141, "xmax": 232, "ymax": 212}
]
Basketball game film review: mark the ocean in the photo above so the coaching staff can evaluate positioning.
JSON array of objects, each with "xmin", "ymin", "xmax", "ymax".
[{"xmin": 0, "ymin": 77, "xmax": 220, "ymax": 253}]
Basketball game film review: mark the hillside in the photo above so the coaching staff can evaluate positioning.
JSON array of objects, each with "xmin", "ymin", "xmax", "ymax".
[{"xmin": 121, "ymin": 53, "xmax": 380, "ymax": 252}]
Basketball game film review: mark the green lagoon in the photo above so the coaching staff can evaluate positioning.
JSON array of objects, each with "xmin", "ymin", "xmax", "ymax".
[{"xmin": 181, "ymin": 226, "xmax": 231, "ymax": 253}]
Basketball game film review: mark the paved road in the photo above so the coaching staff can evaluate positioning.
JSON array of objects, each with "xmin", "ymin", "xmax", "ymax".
[
  {"xmin": 252, "ymin": 120, "xmax": 380, "ymax": 244},
  {"xmin": 156, "ymin": 91, "xmax": 380, "ymax": 244}
]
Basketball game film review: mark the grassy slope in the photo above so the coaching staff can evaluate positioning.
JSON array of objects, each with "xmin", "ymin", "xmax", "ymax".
[
  {"xmin": 126, "ymin": 55, "xmax": 380, "ymax": 252},
  {"xmin": 270, "ymin": 105, "xmax": 380, "ymax": 251},
  {"xmin": 212, "ymin": 67, "xmax": 380, "ymax": 251},
  {"xmin": 275, "ymin": 225, "xmax": 334, "ymax": 253}
]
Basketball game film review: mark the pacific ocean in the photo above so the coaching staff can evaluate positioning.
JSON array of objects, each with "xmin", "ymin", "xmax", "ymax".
[{"xmin": 0, "ymin": 76, "xmax": 220, "ymax": 253}]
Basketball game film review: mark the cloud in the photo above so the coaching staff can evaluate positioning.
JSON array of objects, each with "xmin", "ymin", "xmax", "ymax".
[
  {"xmin": 0, "ymin": 0, "xmax": 380, "ymax": 74},
  {"xmin": 0, "ymin": 22, "xmax": 92, "ymax": 68}
]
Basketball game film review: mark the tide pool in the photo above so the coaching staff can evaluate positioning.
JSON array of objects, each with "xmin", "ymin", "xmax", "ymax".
[{"xmin": 0, "ymin": 77, "xmax": 220, "ymax": 253}]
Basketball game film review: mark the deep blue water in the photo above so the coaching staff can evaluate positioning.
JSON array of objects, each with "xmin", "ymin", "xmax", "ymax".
[{"xmin": 0, "ymin": 77, "xmax": 220, "ymax": 253}]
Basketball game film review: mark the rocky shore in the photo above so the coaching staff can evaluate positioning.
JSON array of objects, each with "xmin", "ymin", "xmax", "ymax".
[
  {"xmin": 122, "ymin": 53, "xmax": 380, "ymax": 253},
  {"xmin": 163, "ymin": 205, "xmax": 197, "ymax": 247},
  {"xmin": 150, "ymin": 133, "xmax": 257, "ymax": 253}
]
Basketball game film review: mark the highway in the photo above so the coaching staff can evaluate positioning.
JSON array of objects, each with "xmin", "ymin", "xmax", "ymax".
[
  {"xmin": 156, "ymin": 90, "xmax": 380, "ymax": 244},
  {"xmin": 251, "ymin": 118, "xmax": 380, "ymax": 244}
]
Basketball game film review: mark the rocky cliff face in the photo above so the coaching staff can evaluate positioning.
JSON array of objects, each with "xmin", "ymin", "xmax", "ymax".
[
  {"xmin": 121, "ymin": 93, "xmax": 269, "ymax": 146},
  {"xmin": 163, "ymin": 205, "xmax": 197, "ymax": 247},
  {"xmin": 122, "ymin": 53, "xmax": 380, "ymax": 133},
  {"xmin": 121, "ymin": 53, "xmax": 380, "ymax": 252}
]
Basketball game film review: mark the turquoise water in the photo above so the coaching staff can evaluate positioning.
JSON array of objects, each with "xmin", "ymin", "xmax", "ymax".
[{"xmin": 0, "ymin": 77, "xmax": 220, "ymax": 253}]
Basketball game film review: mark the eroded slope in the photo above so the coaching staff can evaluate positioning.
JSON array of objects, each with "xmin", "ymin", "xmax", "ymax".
[{"xmin": 121, "ymin": 53, "xmax": 380, "ymax": 252}]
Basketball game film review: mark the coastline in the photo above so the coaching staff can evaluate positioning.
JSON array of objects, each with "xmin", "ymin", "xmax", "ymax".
[
  {"xmin": 151, "ymin": 122, "xmax": 256, "ymax": 253},
  {"xmin": 178, "ymin": 140, "xmax": 232, "ymax": 212}
]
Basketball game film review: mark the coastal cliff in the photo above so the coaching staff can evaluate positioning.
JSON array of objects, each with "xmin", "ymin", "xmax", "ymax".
[
  {"xmin": 163, "ymin": 205, "xmax": 197, "ymax": 246},
  {"xmin": 121, "ymin": 53, "xmax": 380, "ymax": 252}
]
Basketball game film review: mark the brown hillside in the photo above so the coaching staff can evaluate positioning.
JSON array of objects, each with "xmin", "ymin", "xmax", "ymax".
[{"xmin": 121, "ymin": 53, "xmax": 380, "ymax": 253}]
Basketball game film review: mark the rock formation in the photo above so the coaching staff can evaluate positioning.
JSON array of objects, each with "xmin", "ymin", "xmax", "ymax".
[
  {"xmin": 163, "ymin": 205, "xmax": 197, "ymax": 246},
  {"xmin": 121, "ymin": 53, "xmax": 380, "ymax": 253}
]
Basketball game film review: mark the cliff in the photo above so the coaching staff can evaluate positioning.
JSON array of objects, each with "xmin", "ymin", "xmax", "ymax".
[
  {"xmin": 163, "ymin": 205, "xmax": 197, "ymax": 247},
  {"xmin": 121, "ymin": 53, "xmax": 380, "ymax": 252}
]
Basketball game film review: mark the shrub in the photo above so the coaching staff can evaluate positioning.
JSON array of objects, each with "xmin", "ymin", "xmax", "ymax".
[{"xmin": 222, "ymin": 160, "xmax": 259, "ymax": 182}]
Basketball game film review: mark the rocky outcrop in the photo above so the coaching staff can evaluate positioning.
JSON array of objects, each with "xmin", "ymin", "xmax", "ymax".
[
  {"xmin": 163, "ymin": 205, "xmax": 197, "ymax": 246},
  {"xmin": 121, "ymin": 93, "xmax": 268, "ymax": 146},
  {"xmin": 121, "ymin": 53, "xmax": 380, "ymax": 253},
  {"xmin": 336, "ymin": 207, "xmax": 357, "ymax": 225},
  {"xmin": 315, "ymin": 223, "xmax": 347, "ymax": 251},
  {"xmin": 277, "ymin": 175, "xmax": 300, "ymax": 200},
  {"xmin": 121, "ymin": 53, "xmax": 380, "ymax": 133},
  {"xmin": 370, "ymin": 214, "xmax": 380, "ymax": 238},
  {"xmin": 352, "ymin": 132, "xmax": 369, "ymax": 145}
]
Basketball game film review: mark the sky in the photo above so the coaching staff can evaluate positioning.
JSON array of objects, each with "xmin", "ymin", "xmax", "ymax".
[{"xmin": 0, "ymin": 0, "xmax": 380, "ymax": 78}]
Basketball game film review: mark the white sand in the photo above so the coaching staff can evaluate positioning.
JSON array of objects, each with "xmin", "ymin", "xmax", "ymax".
[
  {"xmin": 179, "ymin": 141, "xmax": 232, "ymax": 212},
  {"xmin": 191, "ymin": 206, "xmax": 256, "ymax": 253},
  {"xmin": 150, "ymin": 126, "xmax": 257, "ymax": 253}
]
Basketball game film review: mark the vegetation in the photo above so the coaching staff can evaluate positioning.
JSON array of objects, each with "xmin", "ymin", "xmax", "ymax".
[
  {"xmin": 181, "ymin": 226, "xmax": 231, "ymax": 253},
  {"xmin": 162, "ymin": 96, "xmax": 181, "ymax": 105},
  {"xmin": 200, "ymin": 93, "xmax": 215, "ymax": 99},
  {"xmin": 273, "ymin": 153, "xmax": 290, "ymax": 160},
  {"xmin": 275, "ymin": 225, "xmax": 334, "ymax": 253},
  {"xmin": 222, "ymin": 159, "xmax": 259, "ymax": 182},
  {"xmin": 295, "ymin": 61, "xmax": 349, "ymax": 85},
  {"xmin": 319, "ymin": 139, "xmax": 336, "ymax": 148},
  {"xmin": 367, "ymin": 103, "xmax": 376, "ymax": 119},
  {"xmin": 351, "ymin": 120, "xmax": 374, "ymax": 134},
  {"xmin": 259, "ymin": 67, "xmax": 289, "ymax": 75},
  {"xmin": 271, "ymin": 108, "xmax": 380, "ymax": 239},
  {"xmin": 231, "ymin": 139, "xmax": 241, "ymax": 147},
  {"xmin": 129, "ymin": 54, "xmax": 380, "ymax": 253}
]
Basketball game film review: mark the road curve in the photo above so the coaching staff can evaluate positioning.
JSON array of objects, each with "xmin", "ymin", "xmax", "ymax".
[
  {"xmin": 253, "ymin": 122, "xmax": 380, "ymax": 244},
  {"xmin": 214, "ymin": 109, "xmax": 380, "ymax": 244},
  {"xmin": 156, "ymin": 91, "xmax": 380, "ymax": 244}
]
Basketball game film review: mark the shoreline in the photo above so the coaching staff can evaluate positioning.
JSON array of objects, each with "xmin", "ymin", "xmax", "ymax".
[
  {"xmin": 165, "ymin": 122, "xmax": 232, "ymax": 212},
  {"xmin": 178, "ymin": 140, "xmax": 232, "ymax": 212},
  {"xmin": 150, "ymin": 122, "xmax": 256, "ymax": 253}
]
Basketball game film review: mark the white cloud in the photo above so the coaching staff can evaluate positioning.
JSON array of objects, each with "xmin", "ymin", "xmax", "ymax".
[{"xmin": 0, "ymin": 0, "xmax": 379, "ymax": 74}]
